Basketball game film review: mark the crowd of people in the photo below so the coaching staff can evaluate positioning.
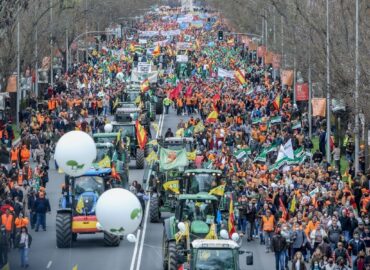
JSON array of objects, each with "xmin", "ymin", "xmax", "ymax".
[{"xmin": 0, "ymin": 5, "xmax": 368, "ymax": 270}]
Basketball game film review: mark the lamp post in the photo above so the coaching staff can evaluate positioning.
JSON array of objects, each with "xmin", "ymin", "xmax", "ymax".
[
  {"xmin": 326, "ymin": 0, "xmax": 331, "ymax": 162},
  {"xmin": 354, "ymin": 0, "xmax": 360, "ymax": 173}
]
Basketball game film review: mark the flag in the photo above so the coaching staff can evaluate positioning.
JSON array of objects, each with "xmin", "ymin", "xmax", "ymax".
[
  {"xmin": 206, "ymin": 111, "xmax": 218, "ymax": 123},
  {"xmin": 72, "ymin": 265, "xmax": 78, "ymax": 270},
  {"xmin": 129, "ymin": 43, "xmax": 135, "ymax": 52},
  {"xmin": 178, "ymin": 265, "xmax": 184, "ymax": 270},
  {"xmin": 152, "ymin": 44, "xmax": 160, "ymax": 57},
  {"xmin": 294, "ymin": 147, "xmax": 304, "ymax": 158},
  {"xmin": 186, "ymin": 150, "xmax": 196, "ymax": 161},
  {"xmin": 205, "ymin": 223, "xmax": 218, "ymax": 240},
  {"xmin": 283, "ymin": 139, "xmax": 294, "ymax": 159},
  {"xmin": 254, "ymin": 150, "xmax": 267, "ymax": 163},
  {"xmin": 289, "ymin": 196, "xmax": 297, "ymax": 213},
  {"xmin": 98, "ymin": 155, "xmax": 111, "ymax": 168},
  {"xmin": 194, "ymin": 121, "xmax": 205, "ymax": 133},
  {"xmin": 212, "ymin": 94, "xmax": 221, "ymax": 103},
  {"xmin": 146, "ymin": 151, "xmax": 158, "ymax": 163},
  {"xmin": 184, "ymin": 126, "xmax": 194, "ymax": 137},
  {"xmin": 151, "ymin": 122, "xmax": 159, "ymax": 133},
  {"xmin": 169, "ymin": 83, "xmax": 182, "ymax": 100},
  {"xmin": 116, "ymin": 130, "xmax": 122, "ymax": 145},
  {"xmin": 270, "ymin": 116, "xmax": 282, "ymax": 124},
  {"xmin": 176, "ymin": 128, "xmax": 184, "ymax": 137},
  {"xmin": 184, "ymin": 85, "xmax": 193, "ymax": 97},
  {"xmin": 163, "ymin": 180, "xmax": 180, "ymax": 194},
  {"xmin": 233, "ymin": 148, "xmax": 251, "ymax": 160},
  {"xmin": 234, "ymin": 69, "xmax": 246, "ymax": 85},
  {"xmin": 216, "ymin": 210, "xmax": 222, "ymax": 225},
  {"xmin": 135, "ymin": 121, "xmax": 148, "ymax": 150},
  {"xmin": 209, "ymin": 184, "xmax": 225, "ymax": 196},
  {"xmin": 159, "ymin": 148, "xmax": 189, "ymax": 171},
  {"xmin": 266, "ymin": 144, "xmax": 278, "ymax": 154},
  {"xmin": 272, "ymin": 94, "xmax": 281, "ymax": 110},
  {"xmin": 292, "ymin": 121, "xmax": 302, "ymax": 130},
  {"xmin": 279, "ymin": 197, "xmax": 288, "ymax": 221},
  {"xmin": 140, "ymin": 79, "xmax": 150, "ymax": 92},
  {"xmin": 75, "ymin": 197, "xmax": 84, "ymax": 214},
  {"xmin": 203, "ymin": 160, "xmax": 213, "ymax": 169},
  {"xmin": 252, "ymin": 118, "xmax": 261, "ymax": 125},
  {"xmin": 228, "ymin": 197, "xmax": 236, "ymax": 238},
  {"xmin": 175, "ymin": 222, "xmax": 189, "ymax": 243},
  {"xmin": 113, "ymin": 97, "xmax": 120, "ymax": 109}
]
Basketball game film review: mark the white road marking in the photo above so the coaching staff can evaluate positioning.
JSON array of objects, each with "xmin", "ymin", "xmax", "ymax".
[
  {"xmin": 46, "ymin": 260, "xmax": 53, "ymax": 269},
  {"xmin": 135, "ymin": 112, "xmax": 165, "ymax": 270},
  {"xmin": 129, "ymin": 229, "xmax": 141, "ymax": 270}
]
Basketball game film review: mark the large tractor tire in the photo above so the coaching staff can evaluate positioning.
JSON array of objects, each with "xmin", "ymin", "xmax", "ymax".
[
  {"xmin": 144, "ymin": 144, "xmax": 151, "ymax": 157},
  {"xmin": 149, "ymin": 196, "xmax": 160, "ymax": 223},
  {"xmin": 136, "ymin": 148, "xmax": 145, "ymax": 169},
  {"xmin": 167, "ymin": 241, "xmax": 178, "ymax": 270},
  {"xmin": 56, "ymin": 212, "xmax": 72, "ymax": 248},
  {"xmin": 104, "ymin": 232, "xmax": 120, "ymax": 247},
  {"xmin": 156, "ymin": 100, "xmax": 163, "ymax": 115}
]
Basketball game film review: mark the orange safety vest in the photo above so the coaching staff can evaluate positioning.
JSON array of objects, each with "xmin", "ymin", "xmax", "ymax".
[
  {"xmin": 15, "ymin": 217, "xmax": 29, "ymax": 228},
  {"xmin": 20, "ymin": 148, "xmax": 30, "ymax": 162},
  {"xmin": 1, "ymin": 214, "xmax": 13, "ymax": 232},
  {"xmin": 262, "ymin": 215, "xmax": 275, "ymax": 232},
  {"xmin": 23, "ymin": 167, "xmax": 32, "ymax": 180},
  {"xmin": 10, "ymin": 149, "xmax": 19, "ymax": 161}
]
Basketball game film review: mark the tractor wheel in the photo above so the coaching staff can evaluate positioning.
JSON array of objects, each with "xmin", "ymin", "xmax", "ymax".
[
  {"xmin": 167, "ymin": 241, "xmax": 178, "ymax": 270},
  {"xmin": 156, "ymin": 100, "xmax": 163, "ymax": 115},
  {"xmin": 56, "ymin": 212, "xmax": 72, "ymax": 248},
  {"xmin": 144, "ymin": 144, "xmax": 151, "ymax": 157},
  {"xmin": 136, "ymin": 148, "xmax": 145, "ymax": 169},
  {"xmin": 103, "ymin": 232, "xmax": 120, "ymax": 247},
  {"xmin": 149, "ymin": 196, "xmax": 160, "ymax": 223}
]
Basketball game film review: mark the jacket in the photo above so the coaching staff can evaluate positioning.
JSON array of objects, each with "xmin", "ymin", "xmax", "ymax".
[
  {"xmin": 292, "ymin": 229, "xmax": 307, "ymax": 249},
  {"xmin": 33, "ymin": 198, "xmax": 51, "ymax": 214},
  {"xmin": 291, "ymin": 260, "xmax": 307, "ymax": 270},
  {"xmin": 272, "ymin": 233, "xmax": 287, "ymax": 252},
  {"xmin": 15, "ymin": 233, "xmax": 32, "ymax": 248}
]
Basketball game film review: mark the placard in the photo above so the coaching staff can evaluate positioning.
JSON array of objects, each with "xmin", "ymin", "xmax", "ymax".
[
  {"xmin": 137, "ymin": 62, "xmax": 151, "ymax": 73},
  {"xmin": 176, "ymin": 55, "xmax": 189, "ymax": 63}
]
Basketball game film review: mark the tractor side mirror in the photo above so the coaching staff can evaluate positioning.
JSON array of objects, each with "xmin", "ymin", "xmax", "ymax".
[{"xmin": 245, "ymin": 251, "xmax": 253, "ymax": 265}]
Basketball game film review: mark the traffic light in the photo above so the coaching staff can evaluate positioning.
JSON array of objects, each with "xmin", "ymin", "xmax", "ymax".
[{"xmin": 218, "ymin": 31, "xmax": 224, "ymax": 41}]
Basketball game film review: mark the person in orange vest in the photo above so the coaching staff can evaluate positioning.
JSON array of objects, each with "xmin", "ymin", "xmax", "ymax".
[
  {"xmin": 10, "ymin": 146, "xmax": 19, "ymax": 166},
  {"xmin": 261, "ymin": 209, "xmax": 275, "ymax": 253},
  {"xmin": 20, "ymin": 145, "xmax": 31, "ymax": 167},
  {"xmin": 1, "ymin": 208, "xmax": 14, "ymax": 247},
  {"xmin": 14, "ymin": 213, "xmax": 29, "ymax": 233}
]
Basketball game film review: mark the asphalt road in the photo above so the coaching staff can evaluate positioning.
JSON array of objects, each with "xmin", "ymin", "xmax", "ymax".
[{"xmin": 9, "ymin": 108, "xmax": 277, "ymax": 270}]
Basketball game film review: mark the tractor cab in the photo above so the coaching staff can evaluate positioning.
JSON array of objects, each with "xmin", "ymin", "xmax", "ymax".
[
  {"xmin": 92, "ymin": 133, "xmax": 119, "ymax": 144},
  {"xmin": 182, "ymin": 169, "xmax": 223, "ymax": 194},
  {"xmin": 162, "ymin": 137, "xmax": 195, "ymax": 152},
  {"xmin": 115, "ymin": 107, "xmax": 141, "ymax": 122}
]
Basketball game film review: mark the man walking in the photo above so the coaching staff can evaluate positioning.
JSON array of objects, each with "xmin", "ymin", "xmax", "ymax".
[
  {"xmin": 272, "ymin": 228, "xmax": 287, "ymax": 270},
  {"xmin": 33, "ymin": 192, "xmax": 51, "ymax": 232}
]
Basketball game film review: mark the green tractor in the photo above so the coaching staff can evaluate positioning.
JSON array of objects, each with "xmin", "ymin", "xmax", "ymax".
[
  {"xmin": 162, "ymin": 193, "xmax": 219, "ymax": 270},
  {"xmin": 124, "ymin": 89, "xmax": 156, "ymax": 122},
  {"xmin": 182, "ymin": 169, "xmax": 223, "ymax": 194},
  {"xmin": 180, "ymin": 239, "xmax": 253, "ymax": 270},
  {"xmin": 111, "ymin": 121, "xmax": 146, "ymax": 169}
]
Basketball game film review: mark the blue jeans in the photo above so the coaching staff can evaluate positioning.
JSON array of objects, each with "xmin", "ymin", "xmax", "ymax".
[
  {"xmin": 238, "ymin": 217, "xmax": 247, "ymax": 233},
  {"xmin": 19, "ymin": 247, "xmax": 29, "ymax": 267},
  {"xmin": 35, "ymin": 213, "xmax": 46, "ymax": 231},
  {"xmin": 274, "ymin": 251, "xmax": 286, "ymax": 270}
]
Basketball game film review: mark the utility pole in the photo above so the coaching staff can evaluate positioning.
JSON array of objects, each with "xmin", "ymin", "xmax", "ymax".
[
  {"xmin": 16, "ymin": 7, "xmax": 20, "ymax": 125},
  {"xmin": 50, "ymin": 0, "xmax": 53, "ymax": 87},
  {"xmin": 281, "ymin": 16, "xmax": 284, "ymax": 68},
  {"xmin": 293, "ymin": 44, "xmax": 297, "ymax": 105},
  {"xmin": 354, "ymin": 0, "xmax": 360, "ymax": 173},
  {"xmin": 326, "ymin": 0, "xmax": 331, "ymax": 162},
  {"xmin": 66, "ymin": 29, "xmax": 69, "ymax": 72},
  {"xmin": 308, "ymin": 28, "xmax": 312, "ymax": 139},
  {"xmin": 35, "ymin": 22, "xmax": 39, "ymax": 98}
]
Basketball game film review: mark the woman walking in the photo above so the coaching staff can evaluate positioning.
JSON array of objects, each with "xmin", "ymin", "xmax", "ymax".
[{"xmin": 16, "ymin": 226, "xmax": 32, "ymax": 268}]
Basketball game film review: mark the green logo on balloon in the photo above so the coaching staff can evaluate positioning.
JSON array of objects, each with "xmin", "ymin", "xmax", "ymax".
[
  {"xmin": 110, "ymin": 227, "xmax": 125, "ymax": 233},
  {"xmin": 66, "ymin": 160, "xmax": 85, "ymax": 170},
  {"xmin": 130, "ymin": 208, "xmax": 142, "ymax": 220}
]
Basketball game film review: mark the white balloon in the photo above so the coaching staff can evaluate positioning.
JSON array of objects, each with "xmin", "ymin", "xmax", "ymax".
[
  {"xmin": 54, "ymin": 131, "xmax": 96, "ymax": 177},
  {"xmin": 177, "ymin": 222, "xmax": 186, "ymax": 233},
  {"xmin": 231, "ymin": 233, "xmax": 240, "ymax": 242},
  {"xmin": 96, "ymin": 188, "xmax": 142, "ymax": 236},
  {"xmin": 127, "ymin": 234, "xmax": 137, "ymax": 243},
  {"xmin": 104, "ymin": 123, "xmax": 113, "ymax": 133},
  {"xmin": 220, "ymin": 229, "xmax": 229, "ymax": 239},
  {"xmin": 96, "ymin": 222, "xmax": 103, "ymax": 231}
]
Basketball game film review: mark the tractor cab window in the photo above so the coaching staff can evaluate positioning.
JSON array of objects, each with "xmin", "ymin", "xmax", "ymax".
[
  {"xmin": 112, "ymin": 125, "xmax": 135, "ymax": 137},
  {"xmin": 195, "ymin": 249, "xmax": 235, "ymax": 270},
  {"xmin": 74, "ymin": 176, "xmax": 105, "ymax": 196},
  {"xmin": 96, "ymin": 147, "xmax": 113, "ymax": 162},
  {"xmin": 187, "ymin": 174, "xmax": 218, "ymax": 194},
  {"xmin": 94, "ymin": 137, "xmax": 115, "ymax": 144},
  {"xmin": 183, "ymin": 200, "xmax": 215, "ymax": 222}
]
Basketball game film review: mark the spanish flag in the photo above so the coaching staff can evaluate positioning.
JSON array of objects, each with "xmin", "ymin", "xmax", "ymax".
[
  {"xmin": 206, "ymin": 111, "xmax": 218, "ymax": 123},
  {"xmin": 272, "ymin": 94, "xmax": 281, "ymax": 110},
  {"xmin": 135, "ymin": 120, "xmax": 147, "ymax": 150},
  {"xmin": 152, "ymin": 44, "xmax": 160, "ymax": 57},
  {"xmin": 209, "ymin": 184, "xmax": 225, "ymax": 196},
  {"xmin": 234, "ymin": 69, "xmax": 246, "ymax": 85},
  {"xmin": 228, "ymin": 196, "xmax": 236, "ymax": 238},
  {"xmin": 140, "ymin": 79, "xmax": 150, "ymax": 92}
]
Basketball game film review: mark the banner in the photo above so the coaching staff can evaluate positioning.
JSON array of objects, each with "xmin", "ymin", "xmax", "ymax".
[
  {"xmin": 257, "ymin": 46, "xmax": 266, "ymax": 58},
  {"xmin": 295, "ymin": 83, "xmax": 309, "ymax": 101},
  {"xmin": 272, "ymin": 54, "xmax": 281, "ymax": 69},
  {"xmin": 161, "ymin": 29, "xmax": 181, "ymax": 36},
  {"xmin": 217, "ymin": 68, "xmax": 234, "ymax": 79},
  {"xmin": 265, "ymin": 51, "xmax": 273, "ymax": 65},
  {"xmin": 131, "ymin": 71, "xmax": 158, "ymax": 83},
  {"xmin": 312, "ymin": 98, "xmax": 326, "ymax": 117},
  {"xmin": 137, "ymin": 63, "xmax": 152, "ymax": 73},
  {"xmin": 281, "ymin": 70, "xmax": 294, "ymax": 86},
  {"xmin": 176, "ymin": 42, "xmax": 193, "ymax": 50},
  {"xmin": 176, "ymin": 55, "xmax": 189, "ymax": 63},
  {"xmin": 139, "ymin": 31, "xmax": 159, "ymax": 37},
  {"xmin": 6, "ymin": 75, "xmax": 17, "ymax": 92},
  {"xmin": 42, "ymin": 56, "xmax": 51, "ymax": 70},
  {"xmin": 159, "ymin": 148, "xmax": 189, "ymax": 171},
  {"xmin": 248, "ymin": 42, "xmax": 258, "ymax": 51}
]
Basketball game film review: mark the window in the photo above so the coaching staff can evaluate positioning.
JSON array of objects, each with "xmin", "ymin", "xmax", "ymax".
[{"xmin": 195, "ymin": 249, "xmax": 235, "ymax": 270}]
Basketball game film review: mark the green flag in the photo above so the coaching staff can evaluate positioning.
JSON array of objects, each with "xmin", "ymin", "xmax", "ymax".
[
  {"xmin": 159, "ymin": 148, "xmax": 189, "ymax": 171},
  {"xmin": 254, "ymin": 149, "xmax": 267, "ymax": 163},
  {"xmin": 292, "ymin": 121, "xmax": 302, "ymax": 130},
  {"xmin": 266, "ymin": 144, "xmax": 278, "ymax": 154},
  {"xmin": 252, "ymin": 118, "xmax": 261, "ymax": 125},
  {"xmin": 294, "ymin": 147, "xmax": 304, "ymax": 158},
  {"xmin": 184, "ymin": 126, "xmax": 194, "ymax": 137},
  {"xmin": 203, "ymin": 160, "xmax": 213, "ymax": 169},
  {"xmin": 270, "ymin": 116, "xmax": 282, "ymax": 124},
  {"xmin": 233, "ymin": 148, "xmax": 251, "ymax": 160}
]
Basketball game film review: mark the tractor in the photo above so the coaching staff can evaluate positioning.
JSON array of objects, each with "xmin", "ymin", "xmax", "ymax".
[
  {"xmin": 179, "ymin": 239, "xmax": 253, "ymax": 270},
  {"xmin": 162, "ymin": 193, "xmax": 219, "ymax": 270},
  {"xmin": 115, "ymin": 107, "xmax": 141, "ymax": 122},
  {"xmin": 182, "ymin": 169, "xmax": 223, "ymax": 194},
  {"xmin": 56, "ymin": 168, "xmax": 121, "ymax": 248},
  {"xmin": 124, "ymin": 88, "xmax": 156, "ymax": 122},
  {"xmin": 111, "ymin": 121, "xmax": 146, "ymax": 169}
]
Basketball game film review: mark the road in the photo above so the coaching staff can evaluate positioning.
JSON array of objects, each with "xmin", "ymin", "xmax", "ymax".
[{"xmin": 9, "ymin": 108, "xmax": 276, "ymax": 270}]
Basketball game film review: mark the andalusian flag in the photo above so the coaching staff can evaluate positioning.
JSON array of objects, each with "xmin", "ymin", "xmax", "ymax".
[
  {"xmin": 186, "ymin": 150, "xmax": 196, "ymax": 161},
  {"xmin": 272, "ymin": 94, "xmax": 281, "ymax": 110},
  {"xmin": 98, "ymin": 155, "xmax": 111, "ymax": 168},
  {"xmin": 234, "ymin": 69, "xmax": 246, "ymax": 85},
  {"xmin": 209, "ymin": 184, "xmax": 225, "ymax": 196},
  {"xmin": 152, "ymin": 44, "xmax": 160, "ymax": 57},
  {"xmin": 140, "ymin": 79, "xmax": 150, "ymax": 92},
  {"xmin": 145, "ymin": 151, "xmax": 158, "ymax": 163},
  {"xmin": 163, "ymin": 180, "xmax": 180, "ymax": 194},
  {"xmin": 113, "ymin": 97, "xmax": 120, "ymax": 109},
  {"xmin": 228, "ymin": 196, "xmax": 236, "ymax": 238},
  {"xmin": 206, "ymin": 111, "xmax": 218, "ymax": 123},
  {"xmin": 75, "ymin": 197, "xmax": 84, "ymax": 214},
  {"xmin": 135, "ymin": 121, "xmax": 147, "ymax": 150},
  {"xmin": 205, "ymin": 223, "xmax": 218, "ymax": 240}
]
